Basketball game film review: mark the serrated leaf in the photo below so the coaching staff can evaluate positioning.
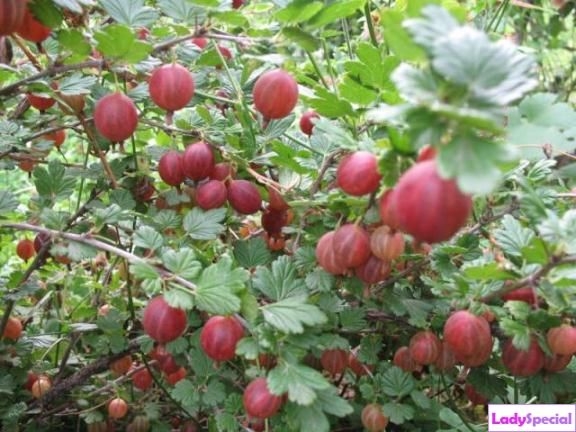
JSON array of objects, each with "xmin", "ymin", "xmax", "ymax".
[
  {"xmin": 380, "ymin": 366, "xmax": 417, "ymax": 397},
  {"xmin": 134, "ymin": 226, "xmax": 164, "ymax": 251},
  {"xmin": 57, "ymin": 30, "xmax": 92, "ymax": 63},
  {"xmin": 33, "ymin": 160, "xmax": 77, "ymax": 204},
  {"xmin": 233, "ymin": 237, "xmax": 272, "ymax": 268},
  {"xmin": 164, "ymin": 289, "xmax": 194, "ymax": 310},
  {"xmin": 463, "ymin": 263, "xmax": 516, "ymax": 280},
  {"xmin": 158, "ymin": 0, "xmax": 206, "ymax": 23},
  {"xmin": 276, "ymin": 0, "xmax": 323, "ymax": 23},
  {"xmin": 261, "ymin": 295, "xmax": 327, "ymax": 334},
  {"xmin": 194, "ymin": 256, "xmax": 245, "ymax": 314},
  {"xmin": 382, "ymin": 402, "xmax": 415, "ymax": 424},
  {"xmin": 306, "ymin": 87, "xmax": 354, "ymax": 117},
  {"xmin": 305, "ymin": 269, "xmax": 335, "ymax": 293},
  {"xmin": 130, "ymin": 260, "xmax": 160, "ymax": 281},
  {"xmin": 381, "ymin": 10, "xmax": 426, "ymax": 61},
  {"xmin": 99, "ymin": 0, "xmax": 159, "ymax": 27},
  {"xmin": 252, "ymin": 256, "xmax": 307, "ymax": 301},
  {"xmin": 58, "ymin": 73, "xmax": 96, "ymax": 95},
  {"xmin": 203, "ymin": 379, "xmax": 226, "ymax": 406},
  {"xmin": 410, "ymin": 390, "xmax": 432, "ymax": 409},
  {"xmin": 183, "ymin": 207, "xmax": 226, "ymax": 240},
  {"xmin": 94, "ymin": 24, "xmax": 151, "ymax": 63},
  {"xmin": 281, "ymin": 27, "xmax": 321, "ymax": 51},
  {"xmin": 315, "ymin": 388, "xmax": 354, "ymax": 417},
  {"xmin": 404, "ymin": 5, "xmax": 460, "ymax": 52},
  {"xmin": 171, "ymin": 379, "xmax": 201, "ymax": 411},
  {"xmin": 339, "ymin": 308, "xmax": 367, "ymax": 332},
  {"xmin": 92, "ymin": 204, "xmax": 125, "ymax": 228},
  {"xmin": 431, "ymin": 27, "xmax": 537, "ymax": 106},
  {"xmin": 0, "ymin": 190, "xmax": 18, "ymax": 216},
  {"xmin": 467, "ymin": 368, "xmax": 508, "ymax": 399},
  {"xmin": 162, "ymin": 248, "xmax": 201, "ymax": 279},
  {"xmin": 493, "ymin": 215, "xmax": 535, "ymax": 257},
  {"xmin": 268, "ymin": 362, "xmax": 330, "ymax": 405}
]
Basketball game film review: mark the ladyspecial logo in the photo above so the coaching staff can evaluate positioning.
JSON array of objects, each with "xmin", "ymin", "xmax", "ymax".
[{"xmin": 489, "ymin": 404, "xmax": 576, "ymax": 431}]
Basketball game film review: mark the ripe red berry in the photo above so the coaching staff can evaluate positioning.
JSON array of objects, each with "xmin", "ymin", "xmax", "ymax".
[
  {"xmin": 502, "ymin": 337, "xmax": 545, "ymax": 377},
  {"xmin": 361, "ymin": 403, "xmax": 389, "ymax": 432},
  {"xmin": 393, "ymin": 346, "xmax": 422, "ymax": 373},
  {"xmin": 2, "ymin": 316, "xmax": 23, "ymax": 341},
  {"xmin": 261, "ymin": 208, "xmax": 288, "ymax": 235},
  {"xmin": 336, "ymin": 151, "xmax": 382, "ymax": 196},
  {"xmin": 227, "ymin": 180, "xmax": 262, "ymax": 214},
  {"xmin": 433, "ymin": 341, "xmax": 457, "ymax": 372},
  {"xmin": 27, "ymin": 92, "xmax": 56, "ymax": 111},
  {"xmin": 16, "ymin": 6, "xmax": 52, "ymax": 42},
  {"xmin": 165, "ymin": 366, "xmax": 187, "ymax": 385},
  {"xmin": 149, "ymin": 64, "xmax": 195, "ymax": 112},
  {"xmin": 42, "ymin": 129, "xmax": 66, "ymax": 149},
  {"xmin": 315, "ymin": 231, "xmax": 346, "ymax": 275},
  {"xmin": 354, "ymin": 255, "xmax": 392, "ymax": 284},
  {"xmin": 158, "ymin": 150, "xmax": 185, "ymax": 187},
  {"xmin": 416, "ymin": 144, "xmax": 437, "ymax": 162},
  {"xmin": 252, "ymin": 69, "xmax": 299, "ymax": 120},
  {"xmin": 332, "ymin": 224, "xmax": 371, "ymax": 269},
  {"xmin": 33, "ymin": 232, "xmax": 51, "ymax": 253},
  {"xmin": 232, "ymin": 0, "xmax": 244, "ymax": 8},
  {"xmin": 210, "ymin": 162, "xmax": 235, "ymax": 181},
  {"xmin": 465, "ymin": 383, "xmax": 488, "ymax": 406},
  {"xmin": 17, "ymin": 239, "xmax": 35, "ymax": 262},
  {"xmin": 320, "ymin": 349, "xmax": 348, "ymax": 375},
  {"xmin": 299, "ymin": 110, "xmax": 319, "ymax": 135},
  {"xmin": 379, "ymin": 189, "xmax": 400, "ymax": 230},
  {"xmin": 546, "ymin": 325, "xmax": 576, "ymax": 355},
  {"xmin": 408, "ymin": 331, "xmax": 441, "ymax": 365},
  {"xmin": 108, "ymin": 397, "xmax": 129, "ymax": 419},
  {"xmin": 0, "ymin": 0, "xmax": 26, "ymax": 36},
  {"xmin": 443, "ymin": 311, "xmax": 492, "ymax": 362},
  {"xmin": 543, "ymin": 353, "xmax": 572, "ymax": 372},
  {"xmin": 501, "ymin": 287, "xmax": 538, "ymax": 306},
  {"xmin": 110, "ymin": 355, "xmax": 133, "ymax": 376},
  {"xmin": 243, "ymin": 377, "xmax": 284, "ymax": 419},
  {"xmin": 94, "ymin": 93, "xmax": 138, "ymax": 143},
  {"xmin": 392, "ymin": 160, "xmax": 472, "ymax": 244},
  {"xmin": 370, "ymin": 225, "xmax": 405, "ymax": 262},
  {"xmin": 132, "ymin": 367, "xmax": 153, "ymax": 391},
  {"xmin": 142, "ymin": 296, "xmax": 188, "ymax": 343},
  {"xmin": 182, "ymin": 141, "xmax": 215, "ymax": 181},
  {"xmin": 195, "ymin": 180, "xmax": 227, "ymax": 210},
  {"xmin": 191, "ymin": 38, "xmax": 208, "ymax": 49},
  {"xmin": 200, "ymin": 315, "xmax": 244, "ymax": 362}
]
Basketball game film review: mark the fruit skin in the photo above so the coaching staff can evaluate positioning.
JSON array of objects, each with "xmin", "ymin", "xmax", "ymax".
[
  {"xmin": 108, "ymin": 397, "xmax": 129, "ymax": 419},
  {"xmin": 316, "ymin": 231, "xmax": 345, "ymax": 275},
  {"xmin": 361, "ymin": 403, "xmax": 389, "ymax": 432},
  {"xmin": 299, "ymin": 110, "xmax": 319, "ymax": 135},
  {"xmin": 200, "ymin": 315, "xmax": 245, "ymax": 362},
  {"xmin": 182, "ymin": 141, "xmax": 215, "ymax": 181},
  {"xmin": 261, "ymin": 208, "xmax": 288, "ymax": 235},
  {"xmin": 227, "ymin": 180, "xmax": 262, "ymax": 215},
  {"xmin": 210, "ymin": 162, "xmax": 235, "ymax": 181},
  {"xmin": 94, "ymin": 93, "xmax": 139, "ymax": 143},
  {"xmin": 348, "ymin": 351, "xmax": 374, "ymax": 377},
  {"xmin": 320, "ymin": 348, "xmax": 349, "ymax": 375},
  {"xmin": 31, "ymin": 376, "xmax": 51, "ymax": 398},
  {"xmin": 370, "ymin": 225, "xmax": 405, "ymax": 262},
  {"xmin": 2, "ymin": 316, "xmax": 23, "ymax": 341},
  {"xmin": 443, "ymin": 311, "xmax": 492, "ymax": 361},
  {"xmin": 547, "ymin": 325, "xmax": 576, "ymax": 355},
  {"xmin": 0, "ymin": 0, "xmax": 27, "ymax": 36},
  {"xmin": 16, "ymin": 6, "xmax": 52, "ymax": 42},
  {"xmin": 191, "ymin": 37, "xmax": 207, "ymax": 49},
  {"xmin": 332, "ymin": 224, "xmax": 371, "ymax": 269},
  {"xmin": 17, "ymin": 238, "xmax": 35, "ymax": 262},
  {"xmin": 392, "ymin": 160, "xmax": 472, "ymax": 244},
  {"xmin": 158, "ymin": 150, "xmax": 185, "ymax": 187},
  {"xmin": 195, "ymin": 180, "xmax": 227, "ymax": 210},
  {"xmin": 393, "ymin": 346, "xmax": 422, "ymax": 373},
  {"xmin": 243, "ymin": 377, "xmax": 284, "ymax": 419},
  {"xmin": 252, "ymin": 69, "xmax": 299, "ymax": 119},
  {"xmin": 433, "ymin": 341, "xmax": 457, "ymax": 371},
  {"xmin": 543, "ymin": 353, "xmax": 572, "ymax": 373},
  {"xmin": 232, "ymin": 0, "xmax": 245, "ymax": 8},
  {"xmin": 379, "ymin": 189, "xmax": 400, "ymax": 230},
  {"xmin": 110, "ymin": 355, "xmax": 132, "ymax": 376},
  {"xmin": 42, "ymin": 129, "xmax": 66, "ymax": 149},
  {"xmin": 149, "ymin": 64, "xmax": 195, "ymax": 112},
  {"xmin": 416, "ymin": 144, "xmax": 437, "ymax": 162},
  {"xmin": 502, "ymin": 337, "xmax": 545, "ymax": 377},
  {"xmin": 27, "ymin": 92, "xmax": 56, "ymax": 111},
  {"xmin": 354, "ymin": 255, "xmax": 391, "ymax": 284},
  {"xmin": 131, "ymin": 367, "xmax": 153, "ymax": 391},
  {"xmin": 142, "ymin": 296, "xmax": 188, "ymax": 344},
  {"xmin": 165, "ymin": 366, "xmax": 187, "ymax": 385},
  {"xmin": 408, "ymin": 331, "xmax": 441, "ymax": 365},
  {"xmin": 501, "ymin": 287, "xmax": 538, "ymax": 306},
  {"xmin": 336, "ymin": 151, "xmax": 382, "ymax": 196}
]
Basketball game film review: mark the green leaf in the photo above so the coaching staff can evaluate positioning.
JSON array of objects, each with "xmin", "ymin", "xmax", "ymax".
[
  {"xmin": 315, "ymin": 387, "xmax": 354, "ymax": 417},
  {"xmin": 380, "ymin": 366, "xmax": 417, "ymax": 397},
  {"xmin": 158, "ymin": 0, "xmax": 206, "ymax": 22},
  {"xmin": 194, "ymin": 256, "xmax": 246, "ymax": 314},
  {"xmin": 162, "ymin": 248, "xmax": 201, "ymax": 280},
  {"xmin": 381, "ymin": 10, "xmax": 426, "ymax": 61},
  {"xmin": 403, "ymin": 5, "xmax": 460, "ymax": 52},
  {"xmin": 305, "ymin": 269, "xmax": 335, "ymax": 293},
  {"xmin": 261, "ymin": 295, "xmax": 327, "ymax": 334},
  {"xmin": 493, "ymin": 215, "xmax": 535, "ymax": 257},
  {"xmin": 33, "ymin": 160, "xmax": 77, "ymax": 204},
  {"xmin": 286, "ymin": 404, "xmax": 330, "ymax": 432},
  {"xmin": 281, "ymin": 27, "xmax": 321, "ymax": 51},
  {"xmin": 57, "ymin": 30, "xmax": 92, "ymax": 63},
  {"xmin": 253, "ymin": 256, "xmax": 307, "ymax": 301},
  {"xmin": 339, "ymin": 77, "xmax": 379, "ymax": 105},
  {"xmin": 306, "ymin": 87, "xmax": 354, "ymax": 118},
  {"xmin": 202, "ymin": 379, "xmax": 227, "ymax": 407},
  {"xmin": 109, "ymin": 189, "xmax": 136, "ymax": 210},
  {"xmin": 268, "ymin": 362, "xmax": 331, "ymax": 405},
  {"xmin": 94, "ymin": 24, "xmax": 151, "ymax": 63},
  {"xmin": 339, "ymin": 308, "xmax": 367, "ymax": 332},
  {"xmin": 308, "ymin": 0, "xmax": 366, "ymax": 28},
  {"xmin": 410, "ymin": 390, "xmax": 432, "ymax": 409},
  {"xmin": 30, "ymin": 0, "xmax": 63, "ymax": 27},
  {"xmin": 467, "ymin": 368, "xmax": 508, "ymax": 400},
  {"xmin": 0, "ymin": 190, "xmax": 18, "ymax": 216},
  {"xmin": 344, "ymin": 43, "xmax": 400, "ymax": 91},
  {"xmin": 99, "ymin": 0, "xmax": 159, "ymax": 26},
  {"xmin": 276, "ymin": 0, "xmax": 323, "ymax": 23},
  {"xmin": 171, "ymin": 379, "xmax": 201, "ymax": 412},
  {"xmin": 431, "ymin": 26, "xmax": 537, "ymax": 106},
  {"xmin": 499, "ymin": 317, "xmax": 531, "ymax": 350},
  {"xmin": 233, "ymin": 237, "xmax": 272, "ymax": 268},
  {"xmin": 134, "ymin": 226, "xmax": 164, "ymax": 251},
  {"xmin": 463, "ymin": 262, "xmax": 516, "ymax": 280},
  {"xmin": 183, "ymin": 207, "xmax": 226, "ymax": 240},
  {"xmin": 164, "ymin": 288, "xmax": 195, "ymax": 310},
  {"xmin": 382, "ymin": 402, "xmax": 415, "ymax": 424},
  {"xmin": 437, "ymin": 133, "xmax": 512, "ymax": 195}
]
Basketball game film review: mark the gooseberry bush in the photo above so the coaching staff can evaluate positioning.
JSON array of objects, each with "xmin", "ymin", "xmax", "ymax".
[{"xmin": 0, "ymin": 0, "xmax": 575, "ymax": 431}]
